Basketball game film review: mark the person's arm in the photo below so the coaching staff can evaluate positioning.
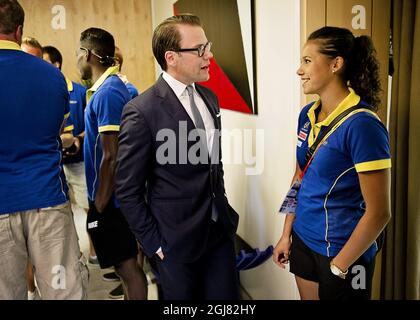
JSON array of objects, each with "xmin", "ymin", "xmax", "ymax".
[
  {"xmin": 331, "ymin": 168, "xmax": 391, "ymax": 272},
  {"xmin": 59, "ymin": 111, "xmax": 74, "ymax": 148},
  {"xmin": 72, "ymin": 131, "xmax": 85, "ymax": 154},
  {"xmin": 94, "ymin": 132, "xmax": 119, "ymax": 213},
  {"xmin": 62, "ymin": 131, "xmax": 85, "ymax": 155},
  {"xmin": 60, "ymin": 105, "xmax": 74, "ymax": 148},
  {"xmin": 273, "ymin": 162, "xmax": 301, "ymax": 268},
  {"xmin": 60, "ymin": 132, "xmax": 75, "ymax": 149},
  {"xmin": 115, "ymin": 102, "xmax": 162, "ymax": 258}
]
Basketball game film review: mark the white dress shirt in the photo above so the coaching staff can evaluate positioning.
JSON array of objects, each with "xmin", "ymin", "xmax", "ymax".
[{"xmin": 162, "ymin": 72, "xmax": 215, "ymax": 154}]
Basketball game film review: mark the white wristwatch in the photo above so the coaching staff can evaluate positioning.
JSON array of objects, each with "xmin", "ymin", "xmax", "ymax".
[{"xmin": 330, "ymin": 261, "xmax": 348, "ymax": 280}]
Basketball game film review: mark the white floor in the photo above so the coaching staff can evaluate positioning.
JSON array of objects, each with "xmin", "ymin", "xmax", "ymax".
[{"xmin": 71, "ymin": 204, "xmax": 159, "ymax": 300}]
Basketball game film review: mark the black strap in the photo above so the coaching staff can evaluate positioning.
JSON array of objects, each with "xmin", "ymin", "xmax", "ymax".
[{"xmin": 304, "ymin": 105, "xmax": 367, "ymax": 166}]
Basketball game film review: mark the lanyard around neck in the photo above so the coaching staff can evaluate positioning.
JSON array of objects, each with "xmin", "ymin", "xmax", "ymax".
[{"xmin": 299, "ymin": 105, "xmax": 367, "ymax": 181}]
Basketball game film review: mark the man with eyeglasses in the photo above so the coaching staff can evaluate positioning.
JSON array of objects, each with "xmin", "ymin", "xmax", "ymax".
[
  {"xmin": 76, "ymin": 27, "xmax": 147, "ymax": 299},
  {"xmin": 115, "ymin": 14, "xmax": 239, "ymax": 300}
]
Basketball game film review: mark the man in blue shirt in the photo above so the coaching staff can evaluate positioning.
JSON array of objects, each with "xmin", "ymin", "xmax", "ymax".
[
  {"xmin": 0, "ymin": 0, "xmax": 87, "ymax": 299},
  {"xmin": 102, "ymin": 45, "xmax": 142, "ymax": 298},
  {"xmin": 77, "ymin": 27, "xmax": 147, "ymax": 299}
]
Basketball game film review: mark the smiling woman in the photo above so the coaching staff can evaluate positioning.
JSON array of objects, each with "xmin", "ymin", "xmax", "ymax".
[
  {"xmin": 273, "ymin": 26, "xmax": 391, "ymax": 301},
  {"xmin": 297, "ymin": 41, "xmax": 340, "ymax": 104}
]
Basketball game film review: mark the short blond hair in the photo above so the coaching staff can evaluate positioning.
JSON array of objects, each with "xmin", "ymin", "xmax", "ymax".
[{"xmin": 22, "ymin": 36, "xmax": 42, "ymax": 50}]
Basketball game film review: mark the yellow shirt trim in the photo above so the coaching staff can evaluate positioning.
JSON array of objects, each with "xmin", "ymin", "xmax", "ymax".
[
  {"xmin": 63, "ymin": 125, "xmax": 74, "ymax": 133},
  {"xmin": 98, "ymin": 125, "xmax": 120, "ymax": 133},
  {"xmin": 307, "ymin": 108, "xmax": 378, "ymax": 159},
  {"xmin": 355, "ymin": 159, "xmax": 392, "ymax": 172},
  {"xmin": 64, "ymin": 112, "xmax": 70, "ymax": 119},
  {"xmin": 86, "ymin": 66, "xmax": 120, "ymax": 103},
  {"xmin": 65, "ymin": 77, "xmax": 73, "ymax": 92},
  {"xmin": 0, "ymin": 40, "xmax": 22, "ymax": 50},
  {"xmin": 307, "ymin": 88, "xmax": 361, "ymax": 147}
]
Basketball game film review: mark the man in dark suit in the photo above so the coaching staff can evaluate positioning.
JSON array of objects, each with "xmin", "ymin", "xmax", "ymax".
[{"xmin": 115, "ymin": 14, "xmax": 239, "ymax": 300}]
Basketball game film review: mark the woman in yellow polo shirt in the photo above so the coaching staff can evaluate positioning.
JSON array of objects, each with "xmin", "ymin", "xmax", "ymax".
[{"xmin": 273, "ymin": 26, "xmax": 391, "ymax": 300}]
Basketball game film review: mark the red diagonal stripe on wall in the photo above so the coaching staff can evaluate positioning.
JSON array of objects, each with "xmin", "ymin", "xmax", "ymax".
[{"xmin": 199, "ymin": 58, "xmax": 252, "ymax": 114}]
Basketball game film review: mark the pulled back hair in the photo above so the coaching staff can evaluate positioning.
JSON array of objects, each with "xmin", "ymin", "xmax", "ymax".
[
  {"xmin": 0, "ymin": 0, "xmax": 24, "ymax": 34},
  {"xmin": 152, "ymin": 14, "xmax": 202, "ymax": 71},
  {"xmin": 42, "ymin": 46, "xmax": 63, "ymax": 69},
  {"xmin": 308, "ymin": 26, "xmax": 381, "ymax": 111},
  {"xmin": 80, "ymin": 27, "xmax": 116, "ymax": 67}
]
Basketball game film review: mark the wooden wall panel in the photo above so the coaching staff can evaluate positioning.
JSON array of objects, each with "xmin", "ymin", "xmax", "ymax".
[
  {"xmin": 19, "ymin": 0, "xmax": 155, "ymax": 92},
  {"xmin": 301, "ymin": 0, "xmax": 326, "ymax": 104},
  {"xmin": 326, "ymin": 0, "xmax": 372, "ymax": 36},
  {"xmin": 301, "ymin": 0, "xmax": 326, "ymax": 43}
]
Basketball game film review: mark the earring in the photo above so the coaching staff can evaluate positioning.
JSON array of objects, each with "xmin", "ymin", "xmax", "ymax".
[{"xmin": 332, "ymin": 69, "xmax": 336, "ymax": 74}]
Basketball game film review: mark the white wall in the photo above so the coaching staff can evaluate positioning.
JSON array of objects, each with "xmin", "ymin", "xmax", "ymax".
[{"xmin": 152, "ymin": 0, "xmax": 301, "ymax": 300}]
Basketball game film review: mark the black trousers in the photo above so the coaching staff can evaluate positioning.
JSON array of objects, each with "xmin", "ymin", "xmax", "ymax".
[{"xmin": 155, "ymin": 221, "xmax": 239, "ymax": 300}]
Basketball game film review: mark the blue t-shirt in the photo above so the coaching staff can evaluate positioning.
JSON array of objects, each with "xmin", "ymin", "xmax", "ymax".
[
  {"xmin": 63, "ymin": 79, "xmax": 86, "ymax": 164},
  {"xmin": 126, "ymin": 82, "xmax": 139, "ymax": 100},
  {"xmin": 64, "ymin": 79, "xmax": 86, "ymax": 136},
  {"xmin": 0, "ymin": 40, "xmax": 69, "ymax": 214},
  {"xmin": 293, "ymin": 89, "xmax": 391, "ymax": 262},
  {"xmin": 84, "ymin": 67, "xmax": 130, "ymax": 202}
]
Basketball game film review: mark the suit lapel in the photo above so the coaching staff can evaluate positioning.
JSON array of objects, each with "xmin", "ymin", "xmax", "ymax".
[
  {"xmin": 155, "ymin": 75, "xmax": 195, "ymax": 128},
  {"xmin": 195, "ymin": 84, "xmax": 220, "ymax": 130}
]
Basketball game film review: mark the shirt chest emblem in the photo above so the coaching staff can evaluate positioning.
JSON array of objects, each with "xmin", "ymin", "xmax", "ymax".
[{"xmin": 298, "ymin": 130, "xmax": 308, "ymax": 141}]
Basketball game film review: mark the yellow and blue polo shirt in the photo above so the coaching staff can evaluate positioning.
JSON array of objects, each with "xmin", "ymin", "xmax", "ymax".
[
  {"xmin": 62, "ymin": 79, "xmax": 87, "ymax": 164},
  {"xmin": 84, "ymin": 66, "xmax": 130, "ymax": 202},
  {"xmin": 63, "ymin": 78, "xmax": 86, "ymax": 136},
  {"xmin": 0, "ymin": 40, "xmax": 70, "ymax": 214},
  {"xmin": 126, "ymin": 82, "xmax": 139, "ymax": 100},
  {"xmin": 293, "ymin": 88, "xmax": 391, "ymax": 262}
]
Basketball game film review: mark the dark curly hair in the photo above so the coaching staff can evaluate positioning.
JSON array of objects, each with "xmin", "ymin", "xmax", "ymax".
[{"xmin": 308, "ymin": 26, "xmax": 381, "ymax": 111}]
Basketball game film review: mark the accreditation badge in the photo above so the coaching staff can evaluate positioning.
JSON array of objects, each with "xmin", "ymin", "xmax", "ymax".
[{"xmin": 279, "ymin": 180, "xmax": 301, "ymax": 214}]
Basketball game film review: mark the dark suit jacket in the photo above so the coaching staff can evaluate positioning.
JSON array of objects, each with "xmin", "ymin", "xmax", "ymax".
[{"xmin": 115, "ymin": 75, "xmax": 239, "ymax": 263}]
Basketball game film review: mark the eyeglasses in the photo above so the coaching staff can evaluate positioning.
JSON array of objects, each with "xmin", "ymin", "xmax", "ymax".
[
  {"xmin": 77, "ymin": 47, "xmax": 102, "ymax": 60},
  {"xmin": 76, "ymin": 47, "xmax": 87, "ymax": 57},
  {"xmin": 176, "ymin": 42, "xmax": 212, "ymax": 57}
]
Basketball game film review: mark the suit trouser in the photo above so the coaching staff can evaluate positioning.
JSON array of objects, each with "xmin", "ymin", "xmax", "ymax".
[
  {"xmin": 0, "ymin": 202, "xmax": 89, "ymax": 300},
  {"xmin": 155, "ymin": 221, "xmax": 239, "ymax": 300}
]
